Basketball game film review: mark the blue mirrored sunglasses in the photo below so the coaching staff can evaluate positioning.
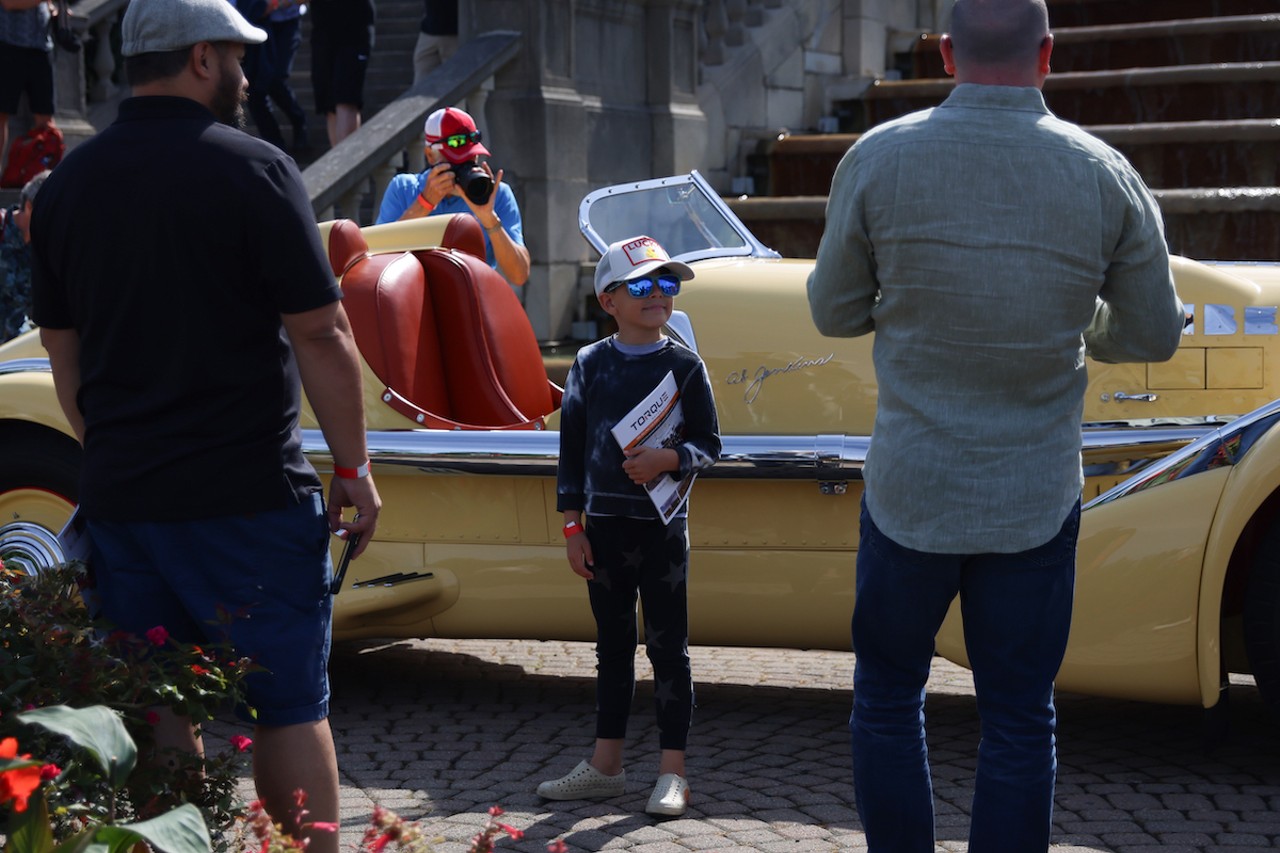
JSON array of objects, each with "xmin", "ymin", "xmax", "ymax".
[{"xmin": 607, "ymin": 274, "xmax": 682, "ymax": 298}]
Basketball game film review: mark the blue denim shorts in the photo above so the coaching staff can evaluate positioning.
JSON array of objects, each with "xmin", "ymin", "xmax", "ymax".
[{"xmin": 87, "ymin": 493, "xmax": 334, "ymax": 727}]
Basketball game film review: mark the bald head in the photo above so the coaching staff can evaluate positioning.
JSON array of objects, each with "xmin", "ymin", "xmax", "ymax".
[
  {"xmin": 940, "ymin": 0, "xmax": 1052, "ymax": 87},
  {"xmin": 949, "ymin": 0, "xmax": 1049, "ymax": 68}
]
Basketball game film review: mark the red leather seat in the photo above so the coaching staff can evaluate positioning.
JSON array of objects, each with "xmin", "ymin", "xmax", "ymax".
[
  {"xmin": 326, "ymin": 219, "xmax": 368, "ymax": 277},
  {"xmin": 341, "ymin": 251, "xmax": 456, "ymax": 426},
  {"xmin": 417, "ymin": 248, "xmax": 561, "ymax": 429},
  {"xmin": 438, "ymin": 213, "xmax": 487, "ymax": 262},
  {"xmin": 335, "ymin": 214, "xmax": 561, "ymax": 430}
]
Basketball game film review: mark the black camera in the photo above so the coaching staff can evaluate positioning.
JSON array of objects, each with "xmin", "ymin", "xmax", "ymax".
[{"xmin": 450, "ymin": 162, "xmax": 494, "ymax": 206}]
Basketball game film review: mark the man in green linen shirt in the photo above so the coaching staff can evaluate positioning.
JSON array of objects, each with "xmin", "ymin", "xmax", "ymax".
[{"xmin": 807, "ymin": 0, "xmax": 1185, "ymax": 850}]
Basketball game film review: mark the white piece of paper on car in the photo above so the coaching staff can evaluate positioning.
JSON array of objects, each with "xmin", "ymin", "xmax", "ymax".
[{"xmin": 611, "ymin": 370, "xmax": 696, "ymax": 525}]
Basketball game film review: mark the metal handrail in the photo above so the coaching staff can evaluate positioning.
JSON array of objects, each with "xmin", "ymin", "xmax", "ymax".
[{"xmin": 301, "ymin": 30, "xmax": 521, "ymax": 219}]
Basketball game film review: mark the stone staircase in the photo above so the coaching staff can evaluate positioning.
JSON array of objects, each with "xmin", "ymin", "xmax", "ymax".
[
  {"xmin": 255, "ymin": 0, "xmax": 422, "ymax": 165},
  {"xmin": 742, "ymin": 1, "xmax": 1280, "ymax": 262}
]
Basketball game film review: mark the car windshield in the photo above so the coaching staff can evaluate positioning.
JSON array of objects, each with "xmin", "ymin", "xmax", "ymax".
[{"xmin": 578, "ymin": 172, "xmax": 779, "ymax": 262}]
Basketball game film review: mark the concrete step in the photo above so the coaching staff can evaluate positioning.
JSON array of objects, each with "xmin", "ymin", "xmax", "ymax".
[
  {"xmin": 849, "ymin": 61, "xmax": 1280, "ymax": 130},
  {"xmin": 1045, "ymin": 0, "xmax": 1277, "ymax": 28},
  {"xmin": 725, "ymin": 188, "xmax": 1280, "ymax": 262},
  {"xmin": 769, "ymin": 120, "xmax": 1280, "ymax": 196},
  {"xmin": 248, "ymin": 0, "xmax": 421, "ymax": 160},
  {"xmin": 908, "ymin": 14, "xmax": 1280, "ymax": 78}
]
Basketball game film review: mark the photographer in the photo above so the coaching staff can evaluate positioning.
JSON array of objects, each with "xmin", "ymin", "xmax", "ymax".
[{"xmin": 374, "ymin": 106, "xmax": 529, "ymax": 286}]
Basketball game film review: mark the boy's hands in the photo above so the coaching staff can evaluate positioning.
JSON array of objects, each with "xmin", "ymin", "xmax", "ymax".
[
  {"xmin": 563, "ymin": 513, "xmax": 594, "ymax": 579},
  {"xmin": 622, "ymin": 447, "xmax": 679, "ymax": 484}
]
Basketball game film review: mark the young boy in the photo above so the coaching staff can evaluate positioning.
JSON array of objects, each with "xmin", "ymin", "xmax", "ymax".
[{"xmin": 540, "ymin": 235, "xmax": 721, "ymax": 817}]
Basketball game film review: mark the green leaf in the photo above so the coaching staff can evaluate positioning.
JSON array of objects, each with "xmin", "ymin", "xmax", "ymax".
[
  {"xmin": 48, "ymin": 835, "xmax": 107, "ymax": 853},
  {"xmin": 4, "ymin": 791, "xmax": 55, "ymax": 853},
  {"xmin": 99, "ymin": 804, "xmax": 211, "ymax": 853},
  {"xmin": 48, "ymin": 830, "xmax": 103, "ymax": 853},
  {"xmin": 16, "ymin": 706, "xmax": 137, "ymax": 789}
]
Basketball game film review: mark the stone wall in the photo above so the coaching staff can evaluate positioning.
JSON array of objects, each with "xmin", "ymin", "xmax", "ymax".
[{"xmin": 462, "ymin": 0, "xmax": 929, "ymax": 339}]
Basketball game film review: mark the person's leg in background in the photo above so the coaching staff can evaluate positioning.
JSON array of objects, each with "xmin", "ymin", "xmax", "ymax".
[
  {"xmin": 961, "ymin": 502, "xmax": 1079, "ymax": 853},
  {"xmin": 849, "ymin": 498, "xmax": 963, "ymax": 853},
  {"xmin": 411, "ymin": 30, "xmax": 456, "ymax": 84},
  {"xmin": 264, "ymin": 17, "xmax": 308, "ymax": 152},
  {"xmin": 0, "ymin": 46, "xmax": 58, "ymax": 175},
  {"xmin": 244, "ymin": 40, "xmax": 286, "ymax": 148}
]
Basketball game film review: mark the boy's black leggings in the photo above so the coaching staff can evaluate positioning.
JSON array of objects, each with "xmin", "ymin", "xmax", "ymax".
[{"xmin": 585, "ymin": 514, "xmax": 693, "ymax": 751}]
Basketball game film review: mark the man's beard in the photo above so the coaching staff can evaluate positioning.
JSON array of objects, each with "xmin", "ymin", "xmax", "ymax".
[{"xmin": 212, "ymin": 63, "xmax": 247, "ymax": 128}]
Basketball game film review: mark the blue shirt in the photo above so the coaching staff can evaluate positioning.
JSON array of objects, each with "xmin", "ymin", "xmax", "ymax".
[
  {"xmin": 375, "ymin": 171, "xmax": 524, "ymax": 271},
  {"xmin": 0, "ymin": 3, "xmax": 52, "ymax": 51},
  {"xmin": 807, "ymin": 84, "xmax": 1185, "ymax": 554}
]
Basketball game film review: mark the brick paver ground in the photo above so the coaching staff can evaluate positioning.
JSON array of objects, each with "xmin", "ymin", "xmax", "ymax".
[{"xmin": 210, "ymin": 639, "xmax": 1280, "ymax": 853}]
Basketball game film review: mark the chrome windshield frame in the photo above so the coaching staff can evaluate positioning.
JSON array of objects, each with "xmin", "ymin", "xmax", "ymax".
[{"xmin": 578, "ymin": 171, "xmax": 780, "ymax": 262}]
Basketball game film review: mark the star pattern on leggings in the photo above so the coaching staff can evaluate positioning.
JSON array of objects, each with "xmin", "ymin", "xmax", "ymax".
[
  {"xmin": 621, "ymin": 546, "xmax": 645, "ymax": 570},
  {"xmin": 644, "ymin": 619, "xmax": 665, "ymax": 650},
  {"xmin": 590, "ymin": 565, "xmax": 613, "ymax": 591},
  {"xmin": 653, "ymin": 676, "xmax": 679, "ymax": 709},
  {"xmin": 662, "ymin": 560, "xmax": 687, "ymax": 591}
]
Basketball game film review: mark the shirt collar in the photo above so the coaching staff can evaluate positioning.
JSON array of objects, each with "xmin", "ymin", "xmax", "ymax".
[
  {"xmin": 117, "ymin": 96, "xmax": 217, "ymax": 124},
  {"xmin": 940, "ymin": 83, "xmax": 1052, "ymax": 116}
]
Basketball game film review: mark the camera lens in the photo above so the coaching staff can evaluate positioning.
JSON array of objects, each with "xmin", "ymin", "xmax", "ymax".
[{"xmin": 450, "ymin": 163, "xmax": 494, "ymax": 206}]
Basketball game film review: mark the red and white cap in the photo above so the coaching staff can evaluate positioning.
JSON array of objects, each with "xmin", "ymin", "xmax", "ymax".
[
  {"xmin": 423, "ymin": 107, "xmax": 490, "ymax": 164},
  {"xmin": 593, "ymin": 235, "xmax": 695, "ymax": 296}
]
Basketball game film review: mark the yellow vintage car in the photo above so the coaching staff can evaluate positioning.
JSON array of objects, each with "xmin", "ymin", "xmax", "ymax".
[{"xmin": 2, "ymin": 172, "xmax": 1280, "ymax": 716}]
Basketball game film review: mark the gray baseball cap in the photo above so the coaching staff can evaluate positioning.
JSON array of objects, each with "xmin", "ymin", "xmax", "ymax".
[
  {"xmin": 593, "ymin": 235, "xmax": 695, "ymax": 297},
  {"xmin": 122, "ymin": 0, "xmax": 267, "ymax": 57}
]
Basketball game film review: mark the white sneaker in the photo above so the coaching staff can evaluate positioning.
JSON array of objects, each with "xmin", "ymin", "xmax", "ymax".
[
  {"xmin": 645, "ymin": 773, "xmax": 689, "ymax": 817},
  {"xmin": 536, "ymin": 760, "xmax": 626, "ymax": 801}
]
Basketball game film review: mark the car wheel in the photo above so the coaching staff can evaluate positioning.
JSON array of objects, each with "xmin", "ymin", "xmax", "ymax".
[
  {"xmin": 1244, "ymin": 518, "xmax": 1280, "ymax": 715},
  {"xmin": 0, "ymin": 425, "xmax": 80, "ymax": 576}
]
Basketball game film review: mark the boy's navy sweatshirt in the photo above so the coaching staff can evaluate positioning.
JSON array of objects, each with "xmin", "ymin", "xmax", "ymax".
[{"xmin": 557, "ymin": 336, "xmax": 721, "ymax": 519}]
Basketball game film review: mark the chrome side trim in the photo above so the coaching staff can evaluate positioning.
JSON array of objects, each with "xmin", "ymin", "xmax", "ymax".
[
  {"xmin": 302, "ymin": 423, "xmax": 1219, "ymax": 484},
  {"xmin": 302, "ymin": 429, "xmax": 869, "ymax": 480},
  {"xmin": 1086, "ymin": 398, "xmax": 1280, "ymax": 509},
  {"xmin": 0, "ymin": 357, "xmax": 51, "ymax": 376}
]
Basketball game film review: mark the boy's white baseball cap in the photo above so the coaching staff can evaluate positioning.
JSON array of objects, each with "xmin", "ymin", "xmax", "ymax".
[{"xmin": 594, "ymin": 235, "xmax": 694, "ymax": 296}]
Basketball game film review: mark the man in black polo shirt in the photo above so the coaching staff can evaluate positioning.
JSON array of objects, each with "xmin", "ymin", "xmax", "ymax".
[{"xmin": 29, "ymin": 0, "xmax": 380, "ymax": 846}]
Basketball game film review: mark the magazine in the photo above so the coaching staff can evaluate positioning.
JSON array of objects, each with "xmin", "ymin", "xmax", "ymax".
[{"xmin": 610, "ymin": 370, "xmax": 695, "ymax": 524}]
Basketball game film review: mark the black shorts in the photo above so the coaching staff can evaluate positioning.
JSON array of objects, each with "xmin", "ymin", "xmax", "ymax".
[
  {"xmin": 0, "ymin": 44, "xmax": 55, "ymax": 116},
  {"xmin": 309, "ymin": 24, "xmax": 372, "ymax": 114}
]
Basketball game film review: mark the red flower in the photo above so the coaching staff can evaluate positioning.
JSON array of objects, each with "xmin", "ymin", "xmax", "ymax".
[
  {"xmin": 0, "ymin": 737, "xmax": 42, "ymax": 813},
  {"xmin": 546, "ymin": 841, "xmax": 569, "ymax": 853},
  {"xmin": 190, "ymin": 665, "xmax": 209, "ymax": 675},
  {"xmin": 145, "ymin": 625, "xmax": 169, "ymax": 646},
  {"xmin": 368, "ymin": 832, "xmax": 393, "ymax": 853},
  {"xmin": 229, "ymin": 734, "xmax": 253, "ymax": 752},
  {"xmin": 39, "ymin": 763, "xmax": 60, "ymax": 780},
  {"xmin": 309, "ymin": 822, "xmax": 338, "ymax": 833},
  {"xmin": 498, "ymin": 824, "xmax": 524, "ymax": 840},
  {"xmin": 487, "ymin": 805, "xmax": 503, "ymax": 816}
]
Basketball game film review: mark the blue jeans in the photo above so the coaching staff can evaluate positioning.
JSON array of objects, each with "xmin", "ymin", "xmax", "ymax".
[{"xmin": 850, "ymin": 497, "xmax": 1079, "ymax": 853}]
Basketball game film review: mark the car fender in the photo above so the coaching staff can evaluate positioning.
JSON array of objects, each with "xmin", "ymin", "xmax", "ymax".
[
  {"xmin": 0, "ymin": 357, "xmax": 77, "ymax": 441},
  {"xmin": 1197, "ymin": 419, "xmax": 1280, "ymax": 707}
]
